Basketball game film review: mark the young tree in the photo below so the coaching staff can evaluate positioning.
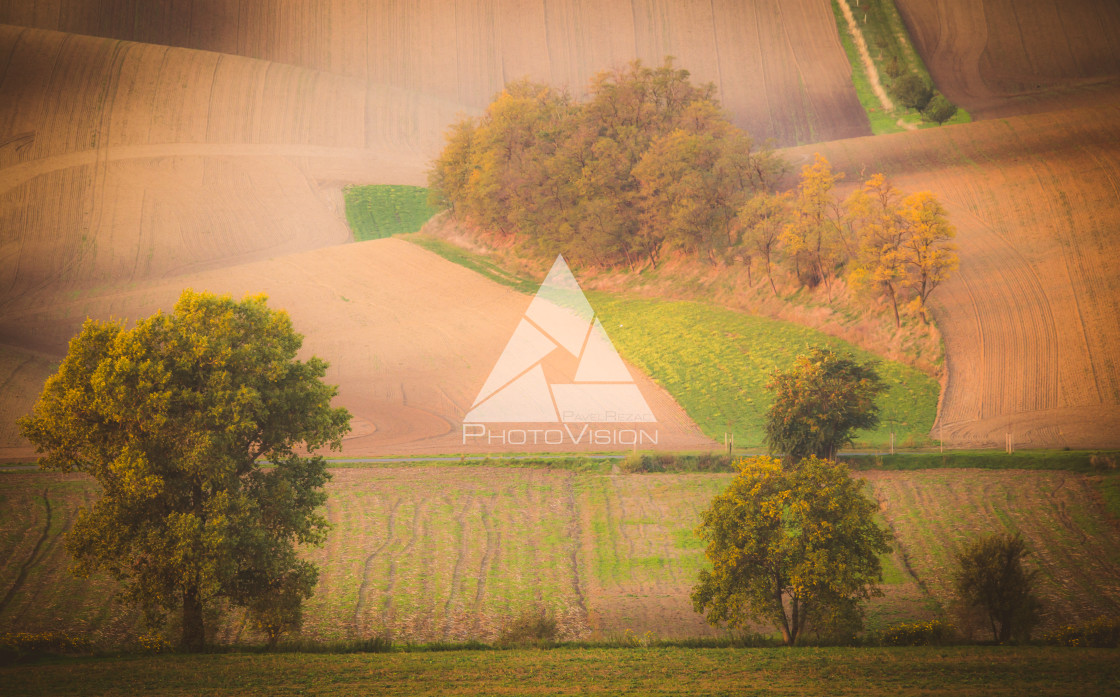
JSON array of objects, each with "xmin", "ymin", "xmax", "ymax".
[
  {"xmin": 846, "ymin": 174, "xmax": 909, "ymax": 327},
  {"xmin": 692, "ymin": 455, "xmax": 892, "ymax": 645},
  {"xmin": 735, "ymin": 190, "xmax": 792, "ymax": 296},
  {"xmin": 764, "ymin": 347, "xmax": 886, "ymax": 462},
  {"xmin": 899, "ymin": 191, "xmax": 959, "ymax": 323},
  {"xmin": 782, "ymin": 154, "xmax": 847, "ymax": 299},
  {"xmin": 953, "ymin": 532, "xmax": 1042, "ymax": 642},
  {"xmin": 892, "ymin": 73, "xmax": 933, "ymax": 111},
  {"xmin": 18, "ymin": 290, "xmax": 351, "ymax": 650}
]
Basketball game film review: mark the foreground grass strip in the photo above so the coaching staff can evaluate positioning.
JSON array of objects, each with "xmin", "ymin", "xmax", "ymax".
[
  {"xmin": 343, "ymin": 185, "xmax": 437, "ymax": 241},
  {"xmin": 2, "ymin": 647, "xmax": 1116, "ymax": 696}
]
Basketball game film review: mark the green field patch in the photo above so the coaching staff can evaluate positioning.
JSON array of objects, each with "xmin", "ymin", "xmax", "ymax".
[
  {"xmin": 343, "ymin": 185, "xmax": 438, "ymax": 241},
  {"xmin": 404, "ymin": 235, "xmax": 939, "ymax": 451},
  {"xmin": 588, "ymin": 294, "xmax": 939, "ymax": 450}
]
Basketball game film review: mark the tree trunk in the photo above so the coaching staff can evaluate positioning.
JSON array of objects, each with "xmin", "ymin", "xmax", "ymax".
[
  {"xmin": 181, "ymin": 580, "xmax": 205, "ymax": 651},
  {"xmin": 888, "ymin": 284, "xmax": 901, "ymax": 328},
  {"xmin": 764, "ymin": 255, "xmax": 778, "ymax": 296}
]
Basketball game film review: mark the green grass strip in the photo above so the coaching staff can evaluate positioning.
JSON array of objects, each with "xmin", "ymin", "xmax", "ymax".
[
  {"xmin": 343, "ymin": 185, "xmax": 438, "ymax": 241},
  {"xmin": 589, "ymin": 294, "xmax": 938, "ymax": 449},
  {"xmin": 829, "ymin": 0, "xmax": 971, "ymax": 132},
  {"xmin": 840, "ymin": 450, "xmax": 1120, "ymax": 473}
]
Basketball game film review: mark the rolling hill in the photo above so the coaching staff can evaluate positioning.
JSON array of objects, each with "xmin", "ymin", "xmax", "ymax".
[
  {"xmin": 0, "ymin": 0, "xmax": 871, "ymax": 147},
  {"xmin": 785, "ymin": 93, "xmax": 1120, "ymax": 448}
]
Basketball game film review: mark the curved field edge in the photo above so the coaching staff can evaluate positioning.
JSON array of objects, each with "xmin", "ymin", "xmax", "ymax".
[
  {"xmin": 401, "ymin": 234, "xmax": 939, "ymax": 450},
  {"xmin": 2, "ymin": 647, "xmax": 1118, "ymax": 697},
  {"xmin": 3, "ymin": 465, "xmax": 1117, "ymax": 645}
]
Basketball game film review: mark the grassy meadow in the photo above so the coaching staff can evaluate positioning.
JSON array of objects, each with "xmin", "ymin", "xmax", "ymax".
[{"xmin": 2, "ymin": 646, "xmax": 1116, "ymax": 696}]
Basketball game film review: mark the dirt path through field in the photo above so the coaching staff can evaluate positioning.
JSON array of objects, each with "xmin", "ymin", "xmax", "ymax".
[{"xmin": 836, "ymin": 0, "xmax": 895, "ymax": 111}]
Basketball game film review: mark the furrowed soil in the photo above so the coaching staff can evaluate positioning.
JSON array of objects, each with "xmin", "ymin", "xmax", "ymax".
[
  {"xmin": 0, "ymin": 1, "xmax": 870, "ymax": 146},
  {"xmin": 1, "ymin": 466, "xmax": 1117, "ymax": 644},
  {"xmin": 894, "ymin": 0, "xmax": 1120, "ymax": 117},
  {"xmin": 783, "ymin": 95, "xmax": 1120, "ymax": 449}
]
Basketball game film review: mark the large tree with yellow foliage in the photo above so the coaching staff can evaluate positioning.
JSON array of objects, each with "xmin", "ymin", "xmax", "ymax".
[
  {"xmin": 691, "ymin": 456, "xmax": 892, "ymax": 645},
  {"xmin": 18, "ymin": 290, "xmax": 351, "ymax": 650}
]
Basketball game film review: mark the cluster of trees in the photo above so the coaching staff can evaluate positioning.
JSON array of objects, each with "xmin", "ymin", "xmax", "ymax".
[
  {"xmin": 742, "ymin": 154, "xmax": 958, "ymax": 325},
  {"xmin": 428, "ymin": 58, "xmax": 784, "ymax": 269},
  {"xmin": 432, "ymin": 60, "xmax": 958, "ymax": 326},
  {"xmin": 890, "ymin": 73, "xmax": 958, "ymax": 125}
]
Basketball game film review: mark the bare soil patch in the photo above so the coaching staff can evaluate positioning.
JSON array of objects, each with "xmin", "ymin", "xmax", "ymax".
[{"xmin": 894, "ymin": 0, "xmax": 1120, "ymax": 117}]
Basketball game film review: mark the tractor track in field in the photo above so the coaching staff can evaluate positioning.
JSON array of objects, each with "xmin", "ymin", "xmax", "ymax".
[
  {"xmin": 564, "ymin": 475, "xmax": 587, "ymax": 618},
  {"xmin": 353, "ymin": 497, "xmax": 400, "ymax": 631},
  {"xmin": 443, "ymin": 493, "xmax": 476, "ymax": 634},
  {"xmin": 0, "ymin": 488, "xmax": 50, "ymax": 614}
]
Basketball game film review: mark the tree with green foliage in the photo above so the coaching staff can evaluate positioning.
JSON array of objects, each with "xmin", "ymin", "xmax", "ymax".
[
  {"xmin": 18, "ymin": 290, "xmax": 351, "ymax": 651},
  {"xmin": 692, "ymin": 455, "xmax": 892, "ymax": 645},
  {"xmin": 892, "ymin": 73, "xmax": 933, "ymax": 111},
  {"xmin": 923, "ymin": 92, "xmax": 958, "ymax": 125},
  {"xmin": 953, "ymin": 532, "xmax": 1042, "ymax": 643},
  {"xmin": 764, "ymin": 347, "xmax": 886, "ymax": 462}
]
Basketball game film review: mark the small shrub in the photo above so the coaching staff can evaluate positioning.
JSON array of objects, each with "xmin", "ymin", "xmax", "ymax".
[
  {"xmin": 497, "ymin": 606, "xmax": 559, "ymax": 647},
  {"xmin": 135, "ymin": 633, "xmax": 173, "ymax": 654},
  {"xmin": 0, "ymin": 631, "xmax": 94, "ymax": 662},
  {"xmin": 1043, "ymin": 617, "xmax": 1120, "ymax": 648},
  {"xmin": 892, "ymin": 74, "xmax": 933, "ymax": 111},
  {"xmin": 923, "ymin": 93, "xmax": 958, "ymax": 125},
  {"xmin": 953, "ymin": 532, "xmax": 1042, "ymax": 642},
  {"xmin": 880, "ymin": 620, "xmax": 955, "ymax": 646}
]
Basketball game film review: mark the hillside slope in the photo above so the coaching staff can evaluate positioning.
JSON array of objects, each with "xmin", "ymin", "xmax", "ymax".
[
  {"xmin": 0, "ymin": 0, "xmax": 870, "ymax": 146},
  {"xmin": 785, "ymin": 95, "xmax": 1120, "ymax": 448},
  {"xmin": 0, "ymin": 25, "xmax": 448, "ymax": 316},
  {"xmin": 0, "ymin": 238, "xmax": 714, "ymax": 458}
]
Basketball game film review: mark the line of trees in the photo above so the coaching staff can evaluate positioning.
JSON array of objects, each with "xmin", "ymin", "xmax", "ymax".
[
  {"xmin": 746, "ymin": 155, "xmax": 959, "ymax": 325},
  {"xmin": 430, "ymin": 57, "xmax": 959, "ymax": 326}
]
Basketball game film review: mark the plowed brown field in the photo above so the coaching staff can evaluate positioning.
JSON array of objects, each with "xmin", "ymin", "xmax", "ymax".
[
  {"xmin": 0, "ymin": 1, "xmax": 870, "ymax": 146},
  {"xmin": 895, "ymin": 0, "xmax": 1120, "ymax": 116},
  {"xmin": 0, "ymin": 237, "xmax": 713, "ymax": 457},
  {"xmin": 785, "ymin": 95, "xmax": 1120, "ymax": 448}
]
